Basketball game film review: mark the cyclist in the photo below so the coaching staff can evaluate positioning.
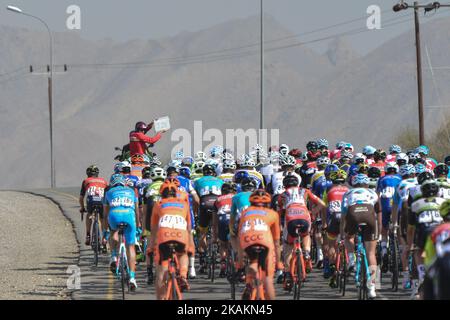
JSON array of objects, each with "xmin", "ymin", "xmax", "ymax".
[
  {"xmin": 269, "ymin": 155, "xmax": 301, "ymax": 210},
  {"xmin": 376, "ymin": 162, "xmax": 402, "ymax": 272},
  {"xmin": 213, "ymin": 182, "xmax": 237, "ymax": 277},
  {"xmin": 235, "ymin": 156, "xmax": 265, "ymax": 189},
  {"xmin": 130, "ymin": 154, "xmax": 149, "ymax": 178},
  {"xmin": 194, "ymin": 164, "xmax": 224, "ymax": 273},
  {"xmin": 324, "ymin": 169, "xmax": 349, "ymax": 287},
  {"xmin": 104, "ymin": 174, "xmax": 140, "ymax": 291},
  {"xmin": 371, "ymin": 149, "xmax": 387, "ymax": 177},
  {"xmin": 239, "ymin": 190, "xmax": 282, "ymax": 300},
  {"xmin": 363, "ymin": 146, "xmax": 376, "ymax": 165},
  {"xmin": 142, "ymin": 167, "xmax": 167, "ymax": 284},
  {"xmin": 408, "ymin": 178, "xmax": 445, "ymax": 299},
  {"xmin": 341, "ymin": 173, "xmax": 379, "ymax": 299},
  {"xmin": 337, "ymin": 151, "xmax": 353, "ymax": 174},
  {"xmin": 135, "ymin": 166, "xmax": 153, "ymax": 262},
  {"xmin": 368, "ymin": 167, "xmax": 381, "ymax": 190},
  {"xmin": 218, "ymin": 159, "xmax": 236, "ymax": 183},
  {"xmin": 331, "ymin": 141, "xmax": 346, "ymax": 161},
  {"xmin": 279, "ymin": 175, "xmax": 326, "ymax": 275},
  {"xmin": 317, "ymin": 138, "xmax": 330, "ymax": 158},
  {"xmin": 434, "ymin": 163, "xmax": 450, "ymax": 200},
  {"xmin": 387, "ymin": 145, "xmax": 402, "ymax": 164},
  {"xmin": 349, "ymin": 153, "xmax": 366, "ymax": 182},
  {"xmin": 299, "ymin": 141, "xmax": 320, "ymax": 189},
  {"xmin": 416, "ymin": 146, "xmax": 437, "ymax": 172},
  {"xmin": 311, "ymin": 156, "xmax": 331, "ymax": 197},
  {"xmin": 151, "ymin": 179, "xmax": 192, "ymax": 299},
  {"xmin": 230, "ymin": 177, "xmax": 258, "ymax": 282},
  {"xmin": 129, "ymin": 121, "xmax": 166, "ymax": 156},
  {"xmin": 79, "ymin": 165, "xmax": 108, "ymax": 247},
  {"xmin": 391, "ymin": 164, "xmax": 418, "ymax": 289},
  {"xmin": 191, "ymin": 161, "xmax": 205, "ymax": 181}
]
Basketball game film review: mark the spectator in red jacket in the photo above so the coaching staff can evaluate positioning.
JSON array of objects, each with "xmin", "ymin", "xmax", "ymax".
[{"xmin": 129, "ymin": 121, "xmax": 166, "ymax": 155}]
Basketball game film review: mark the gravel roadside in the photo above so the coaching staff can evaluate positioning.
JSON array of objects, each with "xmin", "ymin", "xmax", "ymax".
[{"xmin": 0, "ymin": 191, "xmax": 78, "ymax": 300}]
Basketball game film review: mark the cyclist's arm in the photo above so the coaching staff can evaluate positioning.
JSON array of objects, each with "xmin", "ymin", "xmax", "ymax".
[
  {"xmin": 135, "ymin": 199, "xmax": 141, "ymax": 228},
  {"xmin": 229, "ymin": 200, "xmax": 236, "ymax": 237},
  {"xmin": 104, "ymin": 204, "xmax": 110, "ymax": 230},
  {"xmin": 271, "ymin": 213, "xmax": 282, "ymax": 268},
  {"xmin": 134, "ymin": 131, "xmax": 162, "ymax": 144},
  {"xmin": 406, "ymin": 204, "xmax": 416, "ymax": 249},
  {"xmin": 79, "ymin": 181, "xmax": 86, "ymax": 211}
]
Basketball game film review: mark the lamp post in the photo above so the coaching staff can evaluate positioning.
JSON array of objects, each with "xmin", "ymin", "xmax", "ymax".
[{"xmin": 7, "ymin": 5, "xmax": 55, "ymax": 188}]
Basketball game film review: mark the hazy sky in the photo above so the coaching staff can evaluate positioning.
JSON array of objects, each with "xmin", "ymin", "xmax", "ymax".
[{"xmin": 1, "ymin": 0, "xmax": 450, "ymax": 54}]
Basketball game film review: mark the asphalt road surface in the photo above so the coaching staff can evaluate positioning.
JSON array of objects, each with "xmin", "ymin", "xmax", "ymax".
[{"xmin": 18, "ymin": 187, "xmax": 410, "ymax": 300}]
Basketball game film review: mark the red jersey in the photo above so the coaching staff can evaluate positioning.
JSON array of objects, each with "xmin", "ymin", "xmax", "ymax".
[
  {"xmin": 370, "ymin": 161, "xmax": 386, "ymax": 177},
  {"xmin": 80, "ymin": 177, "xmax": 108, "ymax": 202},
  {"xmin": 129, "ymin": 131, "xmax": 162, "ymax": 155},
  {"xmin": 278, "ymin": 187, "xmax": 322, "ymax": 213},
  {"xmin": 215, "ymin": 194, "xmax": 233, "ymax": 218},
  {"xmin": 325, "ymin": 185, "xmax": 349, "ymax": 216}
]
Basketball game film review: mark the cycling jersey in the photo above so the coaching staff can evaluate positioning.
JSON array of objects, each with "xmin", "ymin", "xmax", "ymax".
[
  {"xmin": 370, "ymin": 161, "xmax": 386, "ymax": 177},
  {"xmin": 234, "ymin": 169, "xmax": 265, "ymax": 189},
  {"xmin": 151, "ymin": 197, "xmax": 191, "ymax": 247},
  {"xmin": 278, "ymin": 187, "xmax": 322, "ymax": 212},
  {"xmin": 104, "ymin": 185, "xmax": 137, "ymax": 244},
  {"xmin": 259, "ymin": 163, "xmax": 274, "ymax": 186},
  {"xmin": 299, "ymin": 162, "xmax": 318, "ymax": 188},
  {"xmin": 437, "ymin": 178, "xmax": 450, "ymax": 200},
  {"xmin": 130, "ymin": 163, "xmax": 147, "ymax": 179},
  {"xmin": 341, "ymin": 188, "xmax": 378, "ymax": 214},
  {"xmin": 80, "ymin": 177, "xmax": 108, "ymax": 204},
  {"xmin": 230, "ymin": 191, "xmax": 252, "ymax": 236},
  {"xmin": 270, "ymin": 171, "xmax": 301, "ymax": 196},
  {"xmin": 144, "ymin": 180, "xmax": 164, "ymax": 203},
  {"xmin": 215, "ymin": 194, "xmax": 233, "ymax": 242},
  {"xmin": 312, "ymin": 174, "xmax": 332, "ymax": 199},
  {"xmin": 393, "ymin": 178, "xmax": 418, "ymax": 209},
  {"xmin": 137, "ymin": 178, "xmax": 152, "ymax": 204},
  {"xmin": 385, "ymin": 154, "xmax": 397, "ymax": 164},
  {"xmin": 425, "ymin": 158, "xmax": 438, "ymax": 172},
  {"xmin": 190, "ymin": 173, "xmax": 203, "ymax": 182},
  {"xmin": 325, "ymin": 185, "xmax": 349, "ymax": 218},
  {"xmin": 377, "ymin": 174, "xmax": 402, "ymax": 213},
  {"xmin": 194, "ymin": 176, "xmax": 224, "ymax": 197}
]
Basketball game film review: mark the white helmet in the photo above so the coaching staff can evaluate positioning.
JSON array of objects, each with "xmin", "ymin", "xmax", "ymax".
[
  {"xmin": 279, "ymin": 144, "xmax": 290, "ymax": 156},
  {"xmin": 243, "ymin": 157, "xmax": 256, "ymax": 168},
  {"xmin": 280, "ymin": 155, "xmax": 296, "ymax": 167},
  {"xmin": 193, "ymin": 161, "xmax": 206, "ymax": 173},
  {"xmin": 205, "ymin": 158, "xmax": 219, "ymax": 168},
  {"xmin": 173, "ymin": 150, "xmax": 184, "ymax": 160},
  {"xmin": 317, "ymin": 156, "xmax": 331, "ymax": 166},
  {"xmin": 396, "ymin": 153, "xmax": 409, "ymax": 164},
  {"xmin": 150, "ymin": 156, "xmax": 162, "ymax": 167},
  {"xmin": 223, "ymin": 159, "xmax": 237, "ymax": 170},
  {"xmin": 385, "ymin": 162, "xmax": 399, "ymax": 174},
  {"xmin": 150, "ymin": 167, "xmax": 167, "ymax": 180},
  {"xmin": 222, "ymin": 152, "xmax": 234, "ymax": 161},
  {"xmin": 118, "ymin": 161, "xmax": 131, "ymax": 172},
  {"xmin": 354, "ymin": 153, "xmax": 366, "ymax": 162},
  {"xmin": 194, "ymin": 151, "xmax": 207, "ymax": 162}
]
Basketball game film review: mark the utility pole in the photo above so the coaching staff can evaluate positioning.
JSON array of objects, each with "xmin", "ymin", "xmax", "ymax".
[
  {"xmin": 393, "ymin": 1, "xmax": 450, "ymax": 146},
  {"xmin": 260, "ymin": 0, "xmax": 264, "ymax": 132}
]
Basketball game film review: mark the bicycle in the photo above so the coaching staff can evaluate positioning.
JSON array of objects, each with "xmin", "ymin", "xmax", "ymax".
[
  {"xmin": 90, "ymin": 205, "xmax": 102, "ymax": 266},
  {"xmin": 226, "ymin": 245, "xmax": 237, "ymax": 300},
  {"xmin": 354, "ymin": 223, "xmax": 371, "ymax": 300},
  {"xmin": 116, "ymin": 223, "xmax": 130, "ymax": 300},
  {"xmin": 335, "ymin": 239, "xmax": 348, "ymax": 296},
  {"xmin": 243, "ymin": 245, "xmax": 267, "ymax": 300},
  {"xmin": 290, "ymin": 226, "xmax": 306, "ymax": 300},
  {"xmin": 208, "ymin": 233, "xmax": 218, "ymax": 283},
  {"xmin": 164, "ymin": 242, "xmax": 183, "ymax": 300},
  {"xmin": 388, "ymin": 229, "xmax": 401, "ymax": 291}
]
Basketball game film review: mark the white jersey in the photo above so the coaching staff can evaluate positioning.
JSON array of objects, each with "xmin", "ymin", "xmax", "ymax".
[
  {"xmin": 271, "ymin": 171, "xmax": 302, "ymax": 195},
  {"xmin": 342, "ymin": 188, "xmax": 378, "ymax": 214}
]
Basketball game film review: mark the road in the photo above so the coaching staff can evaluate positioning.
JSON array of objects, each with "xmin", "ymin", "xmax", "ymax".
[{"xmin": 23, "ymin": 187, "xmax": 410, "ymax": 300}]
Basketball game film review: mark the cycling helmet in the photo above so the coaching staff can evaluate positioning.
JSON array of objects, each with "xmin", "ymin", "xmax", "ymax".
[
  {"xmin": 408, "ymin": 153, "xmax": 420, "ymax": 164},
  {"xmin": 352, "ymin": 174, "xmax": 370, "ymax": 186},
  {"xmin": 203, "ymin": 164, "xmax": 216, "ymax": 176},
  {"xmin": 166, "ymin": 166, "xmax": 179, "ymax": 176},
  {"xmin": 194, "ymin": 151, "xmax": 207, "ymax": 162},
  {"xmin": 167, "ymin": 159, "xmax": 181, "ymax": 170},
  {"xmin": 306, "ymin": 141, "xmax": 318, "ymax": 152},
  {"xmin": 280, "ymin": 155, "xmax": 296, "ymax": 167},
  {"xmin": 368, "ymin": 167, "xmax": 381, "ymax": 179},
  {"xmin": 374, "ymin": 149, "xmax": 387, "ymax": 161},
  {"xmin": 135, "ymin": 121, "xmax": 148, "ymax": 131},
  {"xmin": 179, "ymin": 166, "xmax": 191, "ymax": 178},
  {"xmin": 434, "ymin": 163, "xmax": 449, "ymax": 177},
  {"xmin": 221, "ymin": 182, "xmax": 237, "ymax": 195},
  {"xmin": 222, "ymin": 152, "xmax": 234, "ymax": 161},
  {"xmin": 131, "ymin": 154, "xmax": 145, "ymax": 164},
  {"xmin": 316, "ymin": 156, "xmax": 331, "ymax": 167},
  {"xmin": 444, "ymin": 155, "xmax": 450, "ymax": 166},
  {"xmin": 253, "ymin": 144, "xmax": 264, "ymax": 152},
  {"xmin": 159, "ymin": 179, "xmax": 179, "ymax": 197},
  {"xmin": 150, "ymin": 167, "xmax": 167, "ymax": 181},
  {"xmin": 86, "ymin": 165, "xmax": 99, "ymax": 177},
  {"xmin": 417, "ymin": 171, "xmax": 435, "ymax": 186},
  {"xmin": 142, "ymin": 166, "xmax": 151, "ymax": 179},
  {"xmin": 234, "ymin": 170, "xmax": 249, "ymax": 184},
  {"xmin": 324, "ymin": 164, "xmax": 339, "ymax": 179},
  {"xmin": 181, "ymin": 156, "xmax": 194, "ymax": 167},
  {"xmin": 336, "ymin": 141, "xmax": 346, "ymax": 150},
  {"xmin": 421, "ymin": 179, "xmax": 439, "ymax": 198},
  {"xmin": 110, "ymin": 174, "xmax": 126, "ymax": 187},
  {"xmin": 363, "ymin": 146, "xmax": 376, "ymax": 156},
  {"xmin": 340, "ymin": 150, "xmax": 353, "ymax": 160},
  {"xmin": 241, "ymin": 177, "xmax": 258, "ymax": 192},
  {"xmin": 385, "ymin": 162, "xmax": 399, "ymax": 174},
  {"xmin": 344, "ymin": 143, "xmax": 354, "ymax": 152},
  {"xmin": 205, "ymin": 158, "xmax": 220, "ymax": 169},
  {"xmin": 358, "ymin": 163, "xmax": 370, "ymax": 174},
  {"xmin": 317, "ymin": 139, "xmax": 329, "ymax": 149},
  {"xmin": 416, "ymin": 145, "xmax": 429, "ymax": 156},
  {"xmin": 289, "ymin": 148, "xmax": 302, "ymax": 159},
  {"xmin": 354, "ymin": 153, "xmax": 366, "ymax": 164},
  {"xmin": 330, "ymin": 169, "xmax": 347, "ymax": 183},
  {"xmin": 396, "ymin": 153, "xmax": 409, "ymax": 166},
  {"xmin": 118, "ymin": 161, "xmax": 131, "ymax": 173},
  {"xmin": 242, "ymin": 157, "xmax": 256, "ymax": 168},
  {"xmin": 114, "ymin": 163, "xmax": 121, "ymax": 174},
  {"xmin": 283, "ymin": 174, "xmax": 300, "ymax": 188},
  {"xmin": 223, "ymin": 159, "xmax": 236, "ymax": 171},
  {"xmin": 414, "ymin": 163, "xmax": 426, "ymax": 175},
  {"xmin": 249, "ymin": 189, "xmax": 271, "ymax": 206},
  {"xmin": 150, "ymin": 156, "xmax": 162, "ymax": 167},
  {"xmin": 193, "ymin": 161, "xmax": 206, "ymax": 173},
  {"xmin": 279, "ymin": 144, "xmax": 290, "ymax": 156},
  {"xmin": 210, "ymin": 145, "xmax": 224, "ymax": 158},
  {"xmin": 389, "ymin": 145, "xmax": 402, "ymax": 154},
  {"xmin": 399, "ymin": 164, "xmax": 416, "ymax": 177}
]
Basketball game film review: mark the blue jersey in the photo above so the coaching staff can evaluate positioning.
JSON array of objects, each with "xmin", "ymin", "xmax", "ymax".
[
  {"xmin": 194, "ymin": 176, "xmax": 224, "ymax": 197},
  {"xmin": 124, "ymin": 174, "xmax": 140, "ymax": 188},
  {"xmin": 313, "ymin": 176, "xmax": 332, "ymax": 199},
  {"xmin": 376, "ymin": 174, "xmax": 402, "ymax": 213},
  {"xmin": 230, "ymin": 191, "xmax": 252, "ymax": 234},
  {"xmin": 105, "ymin": 186, "xmax": 137, "ymax": 216},
  {"xmin": 348, "ymin": 164, "xmax": 359, "ymax": 179}
]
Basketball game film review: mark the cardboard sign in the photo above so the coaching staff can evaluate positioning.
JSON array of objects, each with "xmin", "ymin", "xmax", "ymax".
[{"xmin": 154, "ymin": 116, "xmax": 170, "ymax": 132}]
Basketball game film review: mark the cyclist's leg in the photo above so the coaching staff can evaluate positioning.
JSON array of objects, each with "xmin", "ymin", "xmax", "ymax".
[
  {"xmin": 156, "ymin": 244, "xmax": 170, "ymax": 300},
  {"xmin": 263, "ymin": 249, "xmax": 276, "ymax": 300},
  {"xmin": 343, "ymin": 210, "xmax": 358, "ymax": 269},
  {"xmin": 358, "ymin": 205, "xmax": 378, "ymax": 296},
  {"xmin": 85, "ymin": 203, "xmax": 94, "ymax": 245},
  {"xmin": 108, "ymin": 213, "xmax": 120, "ymax": 269},
  {"xmin": 123, "ymin": 216, "xmax": 137, "ymax": 281}
]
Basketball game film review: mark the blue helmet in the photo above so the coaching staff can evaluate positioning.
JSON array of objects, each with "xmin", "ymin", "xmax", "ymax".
[
  {"xmin": 400, "ymin": 164, "xmax": 416, "ymax": 177},
  {"xmin": 317, "ymin": 138, "xmax": 329, "ymax": 149},
  {"xmin": 324, "ymin": 164, "xmax": 339, "ymax": 179},
  {"xmin": 389, "ymin": 145, "xmax": 402, "ymax": 154},
  {"xmin": 234, "ymin": 170, "xmax": 249, "ymax": 184},
  {"xmin": 110, "ymin": 174, "xmax": 126, "ymax": 187},
  {"xmin": 179, "ymin": 166, "xmax": 191, "ymax": 178},
  {"xmin": 363, "ymin": 146, "xmax": 376, "ymax": 156},
  {"xmin": 181, "ymin": 156, "xmax": 194, "ymax": 167},
  {"xmin": 352, "ymin": 173, "xmax": 370, "ymax": 186},
  {"xmin": 416, "ymin": 145, "xmax": 429, "ymax": 156},
  {"xmin": 415, "ymin": 163, "xmax": 426, "ymax": 174},
  {"xmin": 336, "ymin": 141, "xmax": 346, "ymax": 149}
]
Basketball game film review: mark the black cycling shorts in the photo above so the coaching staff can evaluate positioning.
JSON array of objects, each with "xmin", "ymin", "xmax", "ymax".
[
  {"xmin": 245, "ymin": 245, "xmax": 268, "ymax": 273},
  {"xmin": 198, "ymin": 195, "xmax": 218, "ymax": 229},
  {"xmin": 158, "ymin": 241, "xmax": 186, "ymax": 264},
  {"xmin": 414, "ymin": 223, "xmax": 438, "ymax": 250},
  {"xmin": 326, "ymin": 214, "xmax": 341, "ymax": 238},
  {"xmin": 87, "ymin": 202, "xmax": 104, "ymax": 219},
  {"xmin": 344, "ymin": 204, "xmax": 377, "ymax": 242}
]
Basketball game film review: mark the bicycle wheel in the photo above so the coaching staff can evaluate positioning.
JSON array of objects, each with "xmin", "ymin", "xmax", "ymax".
[
  {"xmin": 120, "ymin": 253, "xmax": 126, "ymax": 300},
  {"xmin": 172, "ymin": 270, "xmax": 178, "ymax": 300},
  {"xmin": 228, "ymin": 250, "xmax": 236, "ymax": 300},
  {"xmin": 341, "ymin": 248, "xmax": 347, "ymax": 297},
  {"xmin": 92, "ymin": 220, "xmax": 99, "ymax": 266},
  {"xmin": 211, "ymin": 243, "xmax": 216, "ymax": 283},
  {"xmin": 293, "ymin": 251, "xmax": 302, "ymax": 300},
  {"xmin": 390, "ymin": 233, "xmax": 399, "ymax": 291}
]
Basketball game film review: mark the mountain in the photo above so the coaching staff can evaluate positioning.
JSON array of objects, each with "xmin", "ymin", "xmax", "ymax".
[{"xmin": 1, "ymin": 15, "xmax": 449, "ymax": 189}]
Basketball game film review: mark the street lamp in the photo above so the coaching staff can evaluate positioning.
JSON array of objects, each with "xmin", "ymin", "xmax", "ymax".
[{"xmin": 7, "ymin": 5, "xmax": 55, "ymax": 188}]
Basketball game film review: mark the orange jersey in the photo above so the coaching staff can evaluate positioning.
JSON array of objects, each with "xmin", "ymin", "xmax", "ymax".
[
  {"xmin": 238, "ymin": 206, "xmax": 280, "ymax": 251},
  {"xmin": 151, "ymin": 197, "xmax": 191, "ymax": 246}
]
